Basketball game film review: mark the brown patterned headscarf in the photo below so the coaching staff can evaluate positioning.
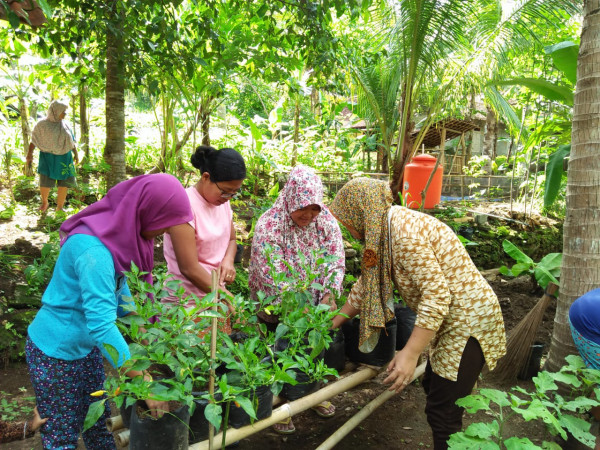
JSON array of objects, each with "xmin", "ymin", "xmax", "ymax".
[{"xmin": 330, "ymin": 177, "xmax": 395, "ymax": 352}]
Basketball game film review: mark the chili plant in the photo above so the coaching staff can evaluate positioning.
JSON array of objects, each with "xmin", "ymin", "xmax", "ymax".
[
  {"xmin": 83, "ymin": 263, "xmax": 223, "ymax": 431},
  {"xmin": 260, "ymin": 246, "xmax": 340, "ymax": 392}
]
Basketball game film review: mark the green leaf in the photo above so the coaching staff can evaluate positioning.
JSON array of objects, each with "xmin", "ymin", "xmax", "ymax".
[
  {"xmin": 537, "ymin": 253, "xmax": 562, "ymax": 274},
  {"xmin": 455, "ymin": 394, "xmax": 490, "ymax": 414},
  {"xmin": 534, "ymin": 266, "xmax": 560, "ymax": 290},
  {"xmin": 83, "ymin": 399, "xmax": 106, "ymax": 433},
  {"xmin": 268, "ymin": 183, "xmax": 279, "ymax": 198},
  {"xmin": 551, "ymin": 371, "xmax": 581, "ymax": 389},
  {"xmin": 545, "ymin": 41, "xmax": 578, "ymax": 85},
  {"xmin": 234, "ymin": 395, "xmax": 256, "ymax": 420},
  {"xmin": 493, "ymin": 78, "xmax": 573, "ymax": 106},
  {"xmin": 7, "ymin": 11, "xmax": 20, "ymax": 29},
  {"xmin": 532, "ymin": 371, "xmax": 559, "ymax": 393},
  {"xmin": 204, "ymin": 403, "xmax": 222, "ymax": 430},
  {"xmin": 479, "ymin": 389, "xmax": 511, "ymax": 408},
  {"xmin": 559, "ymin": 414, "xmax": 595, "ymax": 448},
  {"xmin": 103, "ymin": 343, "xmax": 120, "ymax": 367},
  {"xmin": 544, "ymin": 145, "xmax": 570, "ymax": 208},
  {"xmin": 502, "ymin": 240, "xmax": 533, "ymax": 265},
  {"xmin": 504, "ymin": 436, "xmax": 541, "ymax": 449},
  {"xmin": 35, "ymin": 0, "xmax": 52, "ymax": 19},
  {"xmin": 463, "ymin": 420, "xmax": 499, "ymax": 439},
  {"xmin": 511, "ymin": 262, "xmax": 532, "ymax": 277},
  {"xmin": 447, "ymin": 432, "xmax": 499, "ymax": 449}
]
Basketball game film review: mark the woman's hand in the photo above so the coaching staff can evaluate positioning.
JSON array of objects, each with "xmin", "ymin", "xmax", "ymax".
[
  {"xmin": 383, "ymin": 349, "xmax": 420, "ymax": 393},
  {"xmin": 320, "ymin": 293, "xmax": 338, "ymax": 311},
  {"xmin": 383, "ymin": 326, "xmax": 435, "ymax": 392},
  {"xmin": 219, "ymin": 259, "xmax": 236, "ymax": 285},
  {"xmin": 30, "ymin": 406, "xmax": 48, "ymax": 431},
  {"xmin": 144, "ymin": 399, "xmax": 168, "ymax": 419}
]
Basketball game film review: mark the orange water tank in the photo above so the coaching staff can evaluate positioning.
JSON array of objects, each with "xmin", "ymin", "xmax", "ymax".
[{"xmin": 402, "ymin": 154, "xmax": 443, "ymax": 209}]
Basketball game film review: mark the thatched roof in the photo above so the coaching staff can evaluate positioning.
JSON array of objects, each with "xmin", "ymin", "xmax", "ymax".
[{"xmin": 411, "ymin": 118, "xmax": 480, "ymax": 148}]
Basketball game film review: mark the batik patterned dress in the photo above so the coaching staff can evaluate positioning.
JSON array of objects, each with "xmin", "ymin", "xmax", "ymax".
[{"xmin": 348, "ymin": 205, "xmax": 506, "ymax": 381}]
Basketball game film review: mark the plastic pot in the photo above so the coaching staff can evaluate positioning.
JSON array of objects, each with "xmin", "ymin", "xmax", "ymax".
[
  {"xmin": 342, "ymin": 317, "xmax": 397, "ymax": 367},
  {"xmin": 188, "ymin": 392, "xmax": 222, "ymax": 444},
  {"xmin": 517, "ymin": 342, "xmax": 545, "ymax": 380},
  {"xmin": 275, "ymin": 338, "xmax": 324, "ymax": 401},
  {"xmin": 228, "ymin": 384, "xmax": 274, "ymax": 429},
  {"xmin": 234, "ymin": 243, "xmax": 244, "ymax": 264},
  {"xmin": 394, "ymin": 304, "xmax": 416, "ymax": 351},
  {"xmin": 129, "ymin": 402, "xmax": 190, "ymax": 450},
  {"xmin": 323, "ymin": 329, "xmax": 346, "ymax": 372},
  {"xmin": 119, "ymin": 400, "xmax": 134, "ymax": 429}
]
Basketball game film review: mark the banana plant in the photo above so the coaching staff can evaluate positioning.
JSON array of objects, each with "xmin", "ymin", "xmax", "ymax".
[{"xmin": 498, "ymin": 240, "xmax": 561, "ymax": 291}]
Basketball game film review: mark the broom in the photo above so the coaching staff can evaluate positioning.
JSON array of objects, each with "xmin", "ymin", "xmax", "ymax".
[{"xmin": 491, "ymin": 282, "xmax": 558, "ymax": 382}]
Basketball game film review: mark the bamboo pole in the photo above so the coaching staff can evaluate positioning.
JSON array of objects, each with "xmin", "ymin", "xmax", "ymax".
[
  {"xmin": 189, "ymin": 365, "xmax": 382, "ymax": 450},
  {"xmin": 115, "ymin": 429, "xmax": 130, "ymax": 448},
  {"xmin": 208, "ymin": 269, "xmax": 220, "ymax": 450},
  {"xmin": 106, "ymin": 414, "xmax": 124, "ymax": 432},
  {"xmin": 316, "ymin": 362, "xmax": 427, "ymax": 450}
]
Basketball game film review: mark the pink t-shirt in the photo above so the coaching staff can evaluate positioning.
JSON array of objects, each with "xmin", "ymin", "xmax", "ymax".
[{"xmin": 162, "ymin": 186, "xmax": 233, "ymax": 306}]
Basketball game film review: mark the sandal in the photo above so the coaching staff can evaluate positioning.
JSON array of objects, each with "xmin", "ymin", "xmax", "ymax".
[
  {"xmin": 312, "ymin": 401, "xmax": 335, "ymax": 418},
  {"xmin": 273, "ymin": 417, "xmax": 296, "ymax": 435}
]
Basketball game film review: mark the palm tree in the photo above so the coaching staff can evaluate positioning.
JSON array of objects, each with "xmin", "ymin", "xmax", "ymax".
[
  {"xmin": 546, "ymin": 0, "xmax": 600, "ymax": 371},
  {"xmin": 352, "ymin": 56, "xmax": 403, "ymax": 173},
  {"xmin": 346, "ymin": 0, "xmax": 580, "ymax": 198}
]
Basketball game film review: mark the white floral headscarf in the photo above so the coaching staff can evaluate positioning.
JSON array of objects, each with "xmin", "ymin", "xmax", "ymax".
[{"xmin": 249, "ymin": 165, "xmax": 345, "ymax": 313}]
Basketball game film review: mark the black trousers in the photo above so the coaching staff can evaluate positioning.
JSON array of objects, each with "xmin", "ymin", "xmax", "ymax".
[{"xmin": 422, "ymin": 337, "xmax": 485, "ymax": 450}]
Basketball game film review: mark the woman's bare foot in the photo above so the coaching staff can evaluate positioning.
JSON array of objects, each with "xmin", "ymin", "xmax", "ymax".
[
  {"xmin": 39, "ymin": 203, "xmax": 49, "ymax": 212},
  {"xmin": 273, "ymin": 417, "xmax": 295, "ymax": 434}
]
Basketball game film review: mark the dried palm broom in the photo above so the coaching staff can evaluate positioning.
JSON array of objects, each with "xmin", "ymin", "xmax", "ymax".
[{"xmin": 490, "ymin": 282, "xmax": 558, "ymax": 382}]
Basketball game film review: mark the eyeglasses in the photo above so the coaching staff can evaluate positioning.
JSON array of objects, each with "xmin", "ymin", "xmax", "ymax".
[{"xmin": 214, "ymin": 180, "xmax": 240, "ymax": 199}]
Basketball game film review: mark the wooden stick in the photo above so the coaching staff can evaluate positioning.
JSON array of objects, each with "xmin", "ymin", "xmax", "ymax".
[
  {"xmin": 106, "ymin": 414, "xmax": 123, "ymax": 432},
  {"xmin": 115, "ymin": 429, "xmax": 130, "ymax": 448},
  {"xmin": 316, "ymin": 362, "xmax": 427, "ymax": 450},
  {"xmin": 208, "ymin": 269, "xmax": 220, "ymax": 450},
  {"xmin": 420, "ymin": 147, "xmax": 444, "ymax": 211},
  {"xmin": 189, "ymin": 365, "xmax": 382, "ymax": 450}
]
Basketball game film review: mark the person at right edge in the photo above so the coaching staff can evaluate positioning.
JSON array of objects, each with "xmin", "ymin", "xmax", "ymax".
[
  {"xmin": 569, "ymin": 288, "xmax": 600, "ymax": 450},
  {"xmin": 329, "ymin": 177, "xmax": 506, "ymax": 449}
]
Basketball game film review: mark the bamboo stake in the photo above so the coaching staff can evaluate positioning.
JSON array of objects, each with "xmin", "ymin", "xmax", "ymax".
[
  {"xmin": 208, "ymin": 269, "xmax": 220, "ymax": 450},
  {"xmin": 115, "ymin": 429, "xmax": 130, "ymax": 448},
  {"xmin": 316, "ymin": 362, "xmax": 426, "ymax": 450},
  {"xmin": 106, "ymin": 414, "xmax": 124, "ymax": 432},
  {"xmin": 190, "ymin": 365, "xmax": 382, "ymax": 450}
]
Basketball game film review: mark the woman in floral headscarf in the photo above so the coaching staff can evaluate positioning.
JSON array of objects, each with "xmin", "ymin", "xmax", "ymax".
[
  {"xmin": 26, "ymin": 100, "xmax": 79, "ymax": 212},
  {"xmin": 329, "ymin": 177, "xmax": 506, "ymax": 450},
  {"xmin": 249, "ymin": 165, "xmax": 345, "ymax": 433}
]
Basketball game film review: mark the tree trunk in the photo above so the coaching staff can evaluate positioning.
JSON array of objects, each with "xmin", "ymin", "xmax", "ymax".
[
  {"xmin": 104, "ymin": 3, "xmax": 126, "ymax": 189},
  {"xmin": 482, "ymin": 106, "xmax": 497, "ymax": 174},
  {"xmin": 79, "ymin": 82, "xmax": 90, "ymax": 162},
  {"xmin": 546, "ymin": 0, "xmax": 600, "ymax": 372},
  {"xmin": 292, "ymin": 97, "xmax": 300, "ymax": 166},
  {"xmin": 310, "ymin": 87, "xmax": 321, "ymax": 119},
  {"xmin": 465, "ymin": 90, "xmax": 476, "ymax": 166},
  {"xmin": 19, "ymin": 96, "xmax": 33, "ymax": 177},
  {"xmin": 200, "ymin": 95, "xmax": 212, "ymax": 147},
  {"xmin": 390, "ymin": 121, "xmax": 414, "ymax": 203},
  {"xmin": 71, "ymin": 94, "xmax": 77, "ymax": 142}
]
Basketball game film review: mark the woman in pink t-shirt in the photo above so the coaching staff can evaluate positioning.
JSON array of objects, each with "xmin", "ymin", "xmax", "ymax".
[{"xmin": 162, "ymin": 145, "xmax": 246, "ymax": 315}]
